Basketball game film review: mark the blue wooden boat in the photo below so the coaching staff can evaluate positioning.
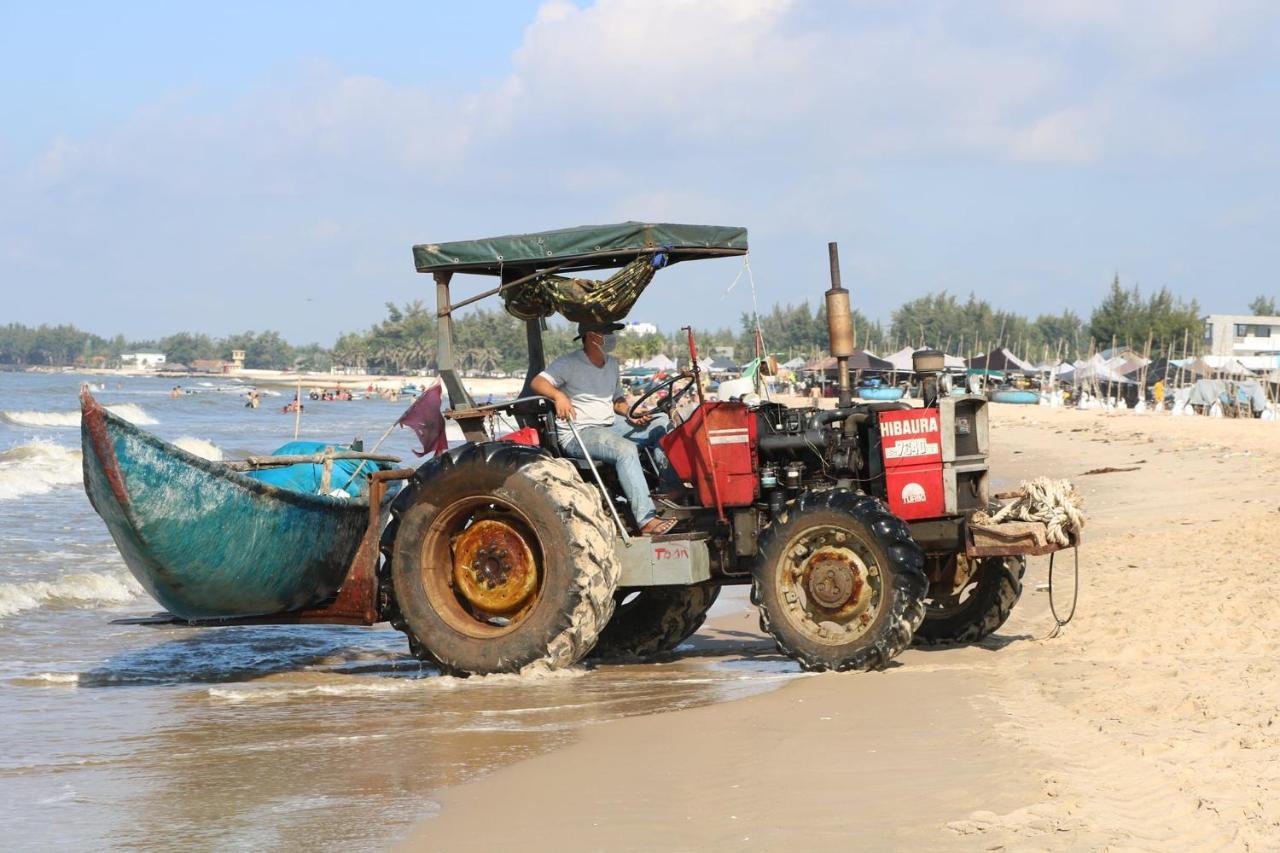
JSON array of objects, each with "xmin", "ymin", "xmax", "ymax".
[
  {"xmin": 856, "ymin": 383, "xmax": 904, "ymax": 401},
  {"xmin": 80, "ymin": 388, "xmax": 400, "ymax": 622},
  {"xmin": 989, "ymin": 388, "xmax": 1040, "ymax": 405}
]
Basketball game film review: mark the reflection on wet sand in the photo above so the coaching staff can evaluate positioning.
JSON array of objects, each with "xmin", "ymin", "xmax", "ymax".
[{"xmin": 9, "ymin": 613, "xmax": 798, "ymax": 851}]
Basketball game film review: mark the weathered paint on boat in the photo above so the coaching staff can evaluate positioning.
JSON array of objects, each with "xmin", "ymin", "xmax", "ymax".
[
  {"xmin": 989, "ymin": 389, "xmax": 1040, "ymax": 405},
  {"xmin": 856, "ymin": 386, "xmax": 905, "ymax": 401},
  {"xmin": 80, "ymin": 389, "xmax": 374, "ymax": 621}
]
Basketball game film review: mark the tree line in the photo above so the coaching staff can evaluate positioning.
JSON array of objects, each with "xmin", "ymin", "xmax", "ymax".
[{"xmin": 3, "ymin": 280, "xmax": 1274, "ymax": 371}]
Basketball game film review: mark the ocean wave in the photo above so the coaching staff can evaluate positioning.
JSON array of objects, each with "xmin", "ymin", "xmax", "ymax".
[
  {"xmin": 0, "ymin": 440, "xmax": 83, "ymax": 501},
  {"xmin": 172, "ymin": 436, "xmax": 223, "ymax": 461},
  {"xmin": 0, "ymin": 403, "xmax": 158, "ymax": 428},
  {"xmin": 206, "ymin": 665, "xmax": 585, "ymax": 704},
  {"xmin": 11, "ymin": 672, "xmax": 81, "ymax": 687},
  {"xmin": 0, "ymin": 569, "xmax": 142, "ymax": 618}
]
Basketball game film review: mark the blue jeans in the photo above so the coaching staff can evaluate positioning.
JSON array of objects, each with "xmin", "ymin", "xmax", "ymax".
[{"xmin": 561, "ymin": 415, "xmax": 675, "ymax": 526}]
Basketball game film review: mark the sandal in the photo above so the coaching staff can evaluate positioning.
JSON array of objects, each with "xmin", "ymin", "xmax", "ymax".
[{"xmin": 640, "ymin": 516, "xmax": 678, "ymax": 535}]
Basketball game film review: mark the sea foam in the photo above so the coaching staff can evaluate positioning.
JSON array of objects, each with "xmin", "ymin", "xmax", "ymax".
[
  {"xmin": 0, "ymin": 403, "xmax": 158, "ymax": 428},
  {"xmin": 0, "ymin": 440, "xmax": 83, "ymax": 501},
  {"xmin": 0, "ymin": 569, "xmax": 142, "ymax": 618},
  {"xmin": 172, "ymin": 436, "xmax": 224, "ymax": 461}
]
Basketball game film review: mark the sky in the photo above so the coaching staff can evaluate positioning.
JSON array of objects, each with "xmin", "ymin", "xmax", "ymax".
[{"xmin": 3, "ymin": 0, "xmax": 1279, "ymax": 345}]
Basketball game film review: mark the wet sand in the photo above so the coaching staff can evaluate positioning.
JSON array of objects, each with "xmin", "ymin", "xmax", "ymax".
[{"xmin": 406, "ymin": 406, "xmax": 1280, "ymax": 850}]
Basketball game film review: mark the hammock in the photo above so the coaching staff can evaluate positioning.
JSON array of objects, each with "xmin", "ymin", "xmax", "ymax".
[{"xmin": 502, "ymin": 256, "xmax": 657, "ymax": 323}]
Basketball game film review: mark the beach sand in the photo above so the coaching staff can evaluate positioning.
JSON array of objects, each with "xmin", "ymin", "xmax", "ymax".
[{"xmin": 403, "ymin": 405, "xmax": 1280, "ymax": 851}]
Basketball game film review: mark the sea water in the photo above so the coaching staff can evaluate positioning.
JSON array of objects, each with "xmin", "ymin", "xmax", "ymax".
[{"xmin": 0, "ymin": 371, "xmax": 795, "ymax": 850}]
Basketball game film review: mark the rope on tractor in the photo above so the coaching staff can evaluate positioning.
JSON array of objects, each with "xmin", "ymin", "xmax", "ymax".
[
  {"xmin": 986, "ymin": 477, "xmax": 1085, "ymax": 547},
  {"xmin": 1045, "ymin": 546, "xmax": 1079, "ymax": 639},
  {"xmin": 976, "ymin": 477, "xmax": 1085, "ymax": 637}
]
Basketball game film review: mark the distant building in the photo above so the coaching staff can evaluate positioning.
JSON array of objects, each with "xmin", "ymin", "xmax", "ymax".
[
  {"xmin": 1202, "ymin": 314, "xmax": 1280, "ymax": 357},
  {"xmin": 191, "ymin": 359, "xmax": 229, "ymax": 374},
  {"xmin": 622, "ymin": 321, "xmax": 658, "ymax": 337},
  {"xmin": 230, "ymin": 350, "xmax": 246, "ymax": 371},
  {"xmin": 120, "ymin": 352, "xmax": 166, "ymax": 370}
]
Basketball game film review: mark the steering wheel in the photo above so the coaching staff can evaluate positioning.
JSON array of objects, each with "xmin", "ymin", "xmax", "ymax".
[{"xmin": 628, "ymin": 371, "xmax": 698, "ymax": 420}]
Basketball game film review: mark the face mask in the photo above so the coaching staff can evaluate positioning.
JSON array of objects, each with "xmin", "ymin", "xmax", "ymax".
[{"xmin": 602, "ymin": 335, "xmax": 618, "ymax": 353}]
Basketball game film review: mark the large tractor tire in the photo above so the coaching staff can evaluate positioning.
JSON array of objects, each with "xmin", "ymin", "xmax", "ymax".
[
  {"xmin": 590, "ymin": 584, "xmax": 721, "ymax": 660},
  {"xmin": 385, "ymin": 443, "xmax": 620, "ymax": 675},
  {"xmin": 914, "ymin": 555, "xmax": 1025, "ymax": 645},
  {"xmin": 751, "ymin": 489, "xmax": 927, "ymax": 672}
]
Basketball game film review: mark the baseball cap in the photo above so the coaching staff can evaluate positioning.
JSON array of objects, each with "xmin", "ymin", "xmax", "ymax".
[{"xmin": 574, "ymin": 321, "xmax": 626, "ymax": 340}]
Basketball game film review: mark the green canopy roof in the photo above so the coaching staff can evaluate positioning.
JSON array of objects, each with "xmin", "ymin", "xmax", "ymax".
[{"xmin": 413, "ymin": 222, "xmax": 748, "ymax": 275}]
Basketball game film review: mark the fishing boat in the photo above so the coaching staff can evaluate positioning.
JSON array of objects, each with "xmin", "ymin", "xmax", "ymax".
[
  {"xmin": 989, "ymin": 388, "xmax": 1040, "ymax": 405},
  {"xmin": 80, "ymin": 388, "xmax": 403, "ymax": 622},
  {"xmin": 856, "ymin": 378, "xmax": 904, "ymax": 401}
]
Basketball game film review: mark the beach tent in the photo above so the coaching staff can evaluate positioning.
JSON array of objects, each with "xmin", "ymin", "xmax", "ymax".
[
  {"xmin": 641, "ymin": 354, "xmax": 676, "ymax": 371},
  {"xmin": 806, "ymin": 352, "xmax": 893, "ymax": 376},
  {"xmin": 708, "ymin": 356, "xmax": 741, "ymax": 377},
  {"xmin": 1122, "ymin": 357, "xmax": 1179, "ymax": 385},
  {"xmin": 966, "ymin": 348, "xmax": 1034, "ymax": 373},
  {"xmin": 1069, "ymin": 356, "xmax": 1134, "ymax": 385},
  {"xmin": 1187, "ymin": 378, "xmax": 1267, "ymax": 414},
  {"xmin": 884, "ymin": 346, "xmax": 964, "ymax": 372},
  {"xmin": 848, "ymin": 350, "xmax": 894, "ymax": 371},
  {"xmin": 1183, "ymin": 356, "xmax": 1254, "ymax": 378}
]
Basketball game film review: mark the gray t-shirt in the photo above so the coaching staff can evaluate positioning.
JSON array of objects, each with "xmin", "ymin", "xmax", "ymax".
[{"xmin": 538, "ymin": 350, "xmax": 624, "ymax": 434}]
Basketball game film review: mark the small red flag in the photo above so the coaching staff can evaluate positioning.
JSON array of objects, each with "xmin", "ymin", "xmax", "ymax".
[{"xmin": 397, "ymin": 383, "xmax": 448, "ymax": 458}]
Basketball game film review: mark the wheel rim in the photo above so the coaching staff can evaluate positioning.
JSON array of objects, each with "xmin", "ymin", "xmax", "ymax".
[
  {"xmin": 419, "ymin": 496, "xmax": 544, "ymax": 638},
  {"xmin": 775, "ymin": 524, "xmax": 883, "ymax": 645}
]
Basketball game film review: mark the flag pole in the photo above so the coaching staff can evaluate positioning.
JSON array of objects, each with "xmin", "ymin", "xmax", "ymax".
[{"xmin": 337, "ymin": 380, "xmax": 440, "ymax": 492}]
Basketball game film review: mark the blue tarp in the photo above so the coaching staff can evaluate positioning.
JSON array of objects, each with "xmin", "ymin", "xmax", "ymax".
[{"xmin": 242, "ymin": 441, "xmax": 389, "ymax": 498}]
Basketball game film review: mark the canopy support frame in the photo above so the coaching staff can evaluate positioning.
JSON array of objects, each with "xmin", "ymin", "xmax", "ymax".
[{"xmin": 435, "ymin": 271, "xmax": 486, "ymax": 440}]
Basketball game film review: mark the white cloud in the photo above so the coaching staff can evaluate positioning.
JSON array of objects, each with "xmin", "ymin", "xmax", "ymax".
[{"xmin": 6, "ymin": 0, "xmax": 1280, "ymax": 338}]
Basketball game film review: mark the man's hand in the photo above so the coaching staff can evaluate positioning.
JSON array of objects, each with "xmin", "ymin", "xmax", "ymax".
[
  {"xmin": 627, "ymin": 407, "xmax": 653, "ymax": 427},
  {"xmin": 553, "ymin": 393, "xmax": 576, "ymax": 421},
  {"xmin": 532, "ymin": 375, "xmax": 575, "ymax": 421}
]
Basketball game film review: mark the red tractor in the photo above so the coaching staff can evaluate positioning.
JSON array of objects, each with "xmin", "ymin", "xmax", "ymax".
[{"xmin": 381, "ymin": 223, "xmax": 1065, "ymax": 674}]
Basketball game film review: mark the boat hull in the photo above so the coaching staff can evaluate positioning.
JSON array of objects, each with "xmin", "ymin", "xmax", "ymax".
[
  {"xmin": 857, "ymin": 386, "xmax": 904, "ymax": 401},
  {"xmin": 989, "ymin": 390, "xmax": 1040, "ymax": 405},
  {"xmin": 81, "ymin": 391, "xmax": 373, "ymax": 620}
]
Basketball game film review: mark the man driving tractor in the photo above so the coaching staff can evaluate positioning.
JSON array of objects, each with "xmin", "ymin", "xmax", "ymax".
[{"xmin": 530, "ymin": 321, "xmax": 680, "ymax": 534}]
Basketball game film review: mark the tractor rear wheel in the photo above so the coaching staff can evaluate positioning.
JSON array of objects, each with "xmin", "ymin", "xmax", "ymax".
[
  {"xmin": 914, "ymin": 555, "xmax": 1025, "ymax": 645},
  {"xmin": 388, "ymin": 443, "xmax": 620, "ymax": 675},
  {"xmin": 751, "ymin": 489, "xmax": 926, "ymax": 672},
  {"xmin": 590, "ymin": 584, "xmax": 721, "ymax": 660}
]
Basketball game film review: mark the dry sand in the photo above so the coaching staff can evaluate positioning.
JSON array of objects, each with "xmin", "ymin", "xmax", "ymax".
[{"xmin": 398, "ymin": 405, "xmax": 1279, "ymax": 851}]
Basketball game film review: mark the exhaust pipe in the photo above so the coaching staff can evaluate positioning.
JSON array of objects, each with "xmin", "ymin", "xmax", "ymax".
[
  {"xmin": 913, "ymin": 348, "xmax": 945, "ymax": 408},
  {"xmin": 825, "ymin": 242, "xmax": 854, "ymax": 408}
]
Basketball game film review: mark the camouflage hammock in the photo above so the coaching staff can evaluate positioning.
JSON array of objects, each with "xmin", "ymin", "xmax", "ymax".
[{"xmin": 502, "ymin": 256, "xmax": 657, "ymax": 323}]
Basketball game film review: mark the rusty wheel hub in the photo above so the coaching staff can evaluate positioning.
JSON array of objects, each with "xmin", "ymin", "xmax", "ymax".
[
  {"xmin": 797, "ymin": 546, "xmax": 872, "ymax": 621},
  {"xmin": 807, "ymin": 555, "xmax": 860, "ymax": 609},
  {"xmin": 451, "ymin": 519, "xmax": 538, "ymax": 616},
  {"xmin": 780, "ymin": 525, "xmax": 881, "ymax": 642}
]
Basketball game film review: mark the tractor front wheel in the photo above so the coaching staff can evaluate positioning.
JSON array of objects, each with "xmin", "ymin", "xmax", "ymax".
[
  {"xmin": 914, "ymin": 555, "xmax": 1025, "ymax": 645},
  {"xmin": 389, "ymin": 444, "xmax": 620, "ymax": 675},
  {"xmin": 751, "ymin": 489, "xmax": 926, "ymax": 672}
]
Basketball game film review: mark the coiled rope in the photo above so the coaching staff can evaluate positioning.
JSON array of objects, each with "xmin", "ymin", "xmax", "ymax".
[
  {"xmin": 979, "ymin": 477, "xmax": 1085, "ymax": 636},
  {"xmin": 987, "ymin": 477, "xmax": 1085, "ymax": 547}
]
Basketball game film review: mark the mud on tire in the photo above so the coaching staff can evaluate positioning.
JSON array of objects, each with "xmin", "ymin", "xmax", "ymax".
[
  {"xmin": 590, "ymin": 584, "xmax": 720, "ymax": 660},
  {"xmin": 751, "ymin": 488, "xmax": 927, "ymax": 672},
  {"xmin": 383, "ymin": 443, "xmax": 619, "ymax": 675},
  {"xmin": 914, "ymin": 556, "xmax": 1025, "ymax": 646}
]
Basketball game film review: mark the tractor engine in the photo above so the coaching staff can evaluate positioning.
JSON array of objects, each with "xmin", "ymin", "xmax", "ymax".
[{"xmin": 751, "ymin": 393, "xmax": 990, "ymax": 526}]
